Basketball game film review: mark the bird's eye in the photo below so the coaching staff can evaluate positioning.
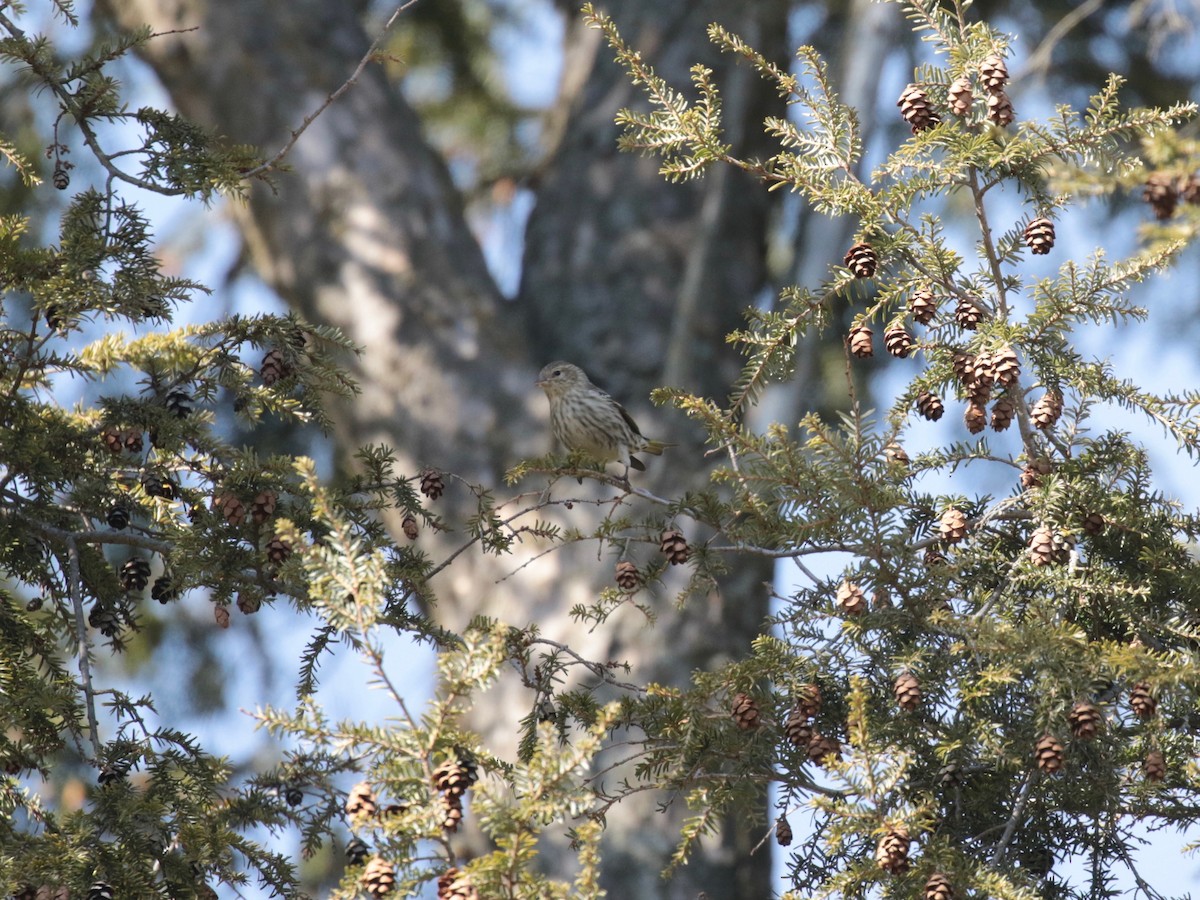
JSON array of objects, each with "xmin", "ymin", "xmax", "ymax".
[{"xmin": 552, "ymin": 369, "xmax": 562, "ymax": 377}]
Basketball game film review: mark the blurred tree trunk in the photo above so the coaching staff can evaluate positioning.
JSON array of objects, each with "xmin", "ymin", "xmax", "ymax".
[{"xmin": 96, "ymin": 0, "xmax": 784, "ymax": 895}]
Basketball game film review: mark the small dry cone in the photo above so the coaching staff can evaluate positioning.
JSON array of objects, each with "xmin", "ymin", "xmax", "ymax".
[
  {"xmin": 1020, "ymin": 457, "xmax": 1053, "ymax": 490},
  {"xmin": 795, "ymin": 682, "xmax": 822, "ymax": 719},
  {"xmin": 433, "ymin": 755, "xmax": 478, "ymax": 797},
  {"xmin": 909, "ymin": 287, "xmax": 938, "ymax": 324},
  {"xmin": 947, "ymin": 76, "xmax": 973, "ymax": 117},
  {"xmin": 345, "ymin": 781, "xmax": 378, "ymax": 819},
  {"xmin": 964, "ymin": 400, "xmax": 986, "ymax": 434},
  {"xmin": 979, "ymin": 54, "xmax": 1009, "ymax": 89},
  {"xmin": 419, "ymin": 468, "xmax": 445, "ymax": 500},
  {"xmin": 836, "ymin": 580, "xmax": 868, "ymax": 616},
  {"xmin": 266, "ymin": 535, "xmax": 293, "ymax": 565},
  {"xmin": 969, "ymin": 351, "xmax": 994, "ymax": 401},
  {"xmin": 659, "ymin": 528, "xmax": 691, "ymax": 565},
  {"xmin": 1068, "ymin": 701, "xmax": 1103, "ymax": 740},
  {"xmin": 731, "ymin": 692, "xmax": 762, "ymax": 731},
  {"xmin": 401, "ymin": 514, "xmax": 419, "ymax": 540},
  {"xmin": 440, "ymin": 792, "xmax": 464, "ymax": 832},
  {"xmin": 1143, "ymin": 173, "xmax": 1179, "ymax": 220},
  {"xmin": 991, "ymin": 396, "xmax": 1015, "ymax": 431},
  {"xmin": 214, "ymin": 491, "xmax": 246, "ymax": 526},
  {"xmin": 1024, "ymin": 216, "xmax": 1056, "ymax": 255},
  {"xmin": 848, "ymin": 323, "xmax": 874, "ymax": 358},
  {"xmin": 939, "ymin": 508, "xmax": 968, "ymax": 544},
  {"xmin": 916, "ymin": 391, "xmax": 944, "ymax": 422},
  {"xmin": 893, "ymin": 672, "xmax": 922, "ymax": 711},
  {"xmin": 1129, "ymin": 682, "xmax": 1157, "ymax": 719},
  {"xmin": 775, "ymin": 815, "xmax": 793, "ymax": 847},
  {"xmin": 1035, "ymin": 733, "xmax": 1066, "ymax": 774},
  {"xmin": 954, "ymin": 296, "xmax": 982, "ymax": 330},
  {"xmin": 807, "ymin": 731, "xmax": 841, "ymax": 767},
  {"xmin": 875, "ymin": 825, "xmax": 912, "ymax": 874},
  {"xmin": 615, "ymin": 560, "xmax": 640, "ymax": 591},
  {"xmin": 214, "ymin": 604, "xmax": 231, "ymax": 629},
  {"xmin": 783, "ymin": 706, "xmax": 814, "ymax": 749},
  {"xmin": 991, "ymin": 345, "xmax": 1019, "ymax": 387},
  {"xmin": 1082, "ymin": 512, "xmax": 1106, "ymax": 535},
  {"xmin": 925, "ymin": 872, "xmax": 955, "ymax": 900},
  {"xmin": 898, "ymin": 83, "xmax": 941, "ymax": 133},
  {"xmin": 1030, "ymin": 391, "xmax": 1063, "ymax": 429},
  {"xmin": 884, "ymin": 323, "xmax": 914, "ymax": 358},
  {"xmin": 986, "ymin": 89, "xmax": 1015, "ymax": 127},
  {"xmin": 885, "ymin": 442, "xmax": 910, "ymax": 467},
  {"xmin": 951, "ymin": 352, "xmax": 976, "ymax": 385},
  {"xmin": 260, "ymin": 348, "xmax": 288, "ymax": 386},
  {"xmin": 1028, "ymin": 524, "xmax": 1064, "ymax": 566},
  {"xmin": 844, "ymin": 242, "xmax": 878, "ymax": 278},
  {"xmin": 1144, "ymin": 749, "xmax": 1166, "ymax": 782},
  {"xmin": 250, "ymin": 489, "xmax": 278, "ymax": 524},
  {"xmin": 437, "ymin": 868, "xmax": 480, "ymax": 900},
  {"xmin": 360, "ymin": 857, "xmax": 397, "ymax": 897}
]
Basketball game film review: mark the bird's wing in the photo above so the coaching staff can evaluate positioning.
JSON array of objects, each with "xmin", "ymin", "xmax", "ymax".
[{"xmin": 614, "ymin": 398, "xmax": 645, "ymax": 438}]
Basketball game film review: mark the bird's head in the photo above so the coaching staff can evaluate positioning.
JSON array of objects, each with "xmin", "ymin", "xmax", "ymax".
[{"xmin": 536, "ymin": 361, "xmax": 587, "ymax": 397}]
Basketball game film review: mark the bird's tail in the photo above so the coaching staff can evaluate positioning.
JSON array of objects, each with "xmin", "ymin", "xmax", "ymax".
[{"xmin": 642, "ymin": 440, "xmax": 675, "ymax": 456}]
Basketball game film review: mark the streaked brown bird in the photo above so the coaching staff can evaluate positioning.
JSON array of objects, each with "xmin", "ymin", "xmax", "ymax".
[{"xmin": 536, "ymin": 361, "xmax": 672, "ymax": 476}]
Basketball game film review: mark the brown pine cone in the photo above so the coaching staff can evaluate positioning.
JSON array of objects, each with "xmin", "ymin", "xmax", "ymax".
[
  {"xmin": 615, "ymin": 560, "xmax": 640, "ymax": 591},
  {"xmin": 214, "ymin": 491, "xmax": 247, "ymax": 526},
  {"xmin": 101, "ymin": 428, "xmax": 125, "ymax": 454},
  {"xmin": 979, "ymin": 54, "xmax": 1009, "ymax": 89},
  {"xmin": 730, "ymin": 692, "xmax": 762, "ymax": 731},
  {"xmin": 898, "ymin": 83, "xmax": 941, "ymax": 133},
  {"xmin": 844, "ymin": 242, "xmax": 878, "ymax": 278},
  {"xmin": 261, "ymin": 348, "xmax": 289, "ymax": 387},
  {"xmin": 893, "ymin": 672, "xmax": 922, "ymax": 711},
  {"xmin": 909, "ymin": 287, "xmax": 938, "ymax": 324},
  {"xmin": 1020, "ymin": 457, "xmax": 1053, "ymax": 489},
  {"xmin": 954, "ymin": 296, "xmax": 982, "ymax": 330},
  {"xmin": 433, "ymin": 754, "xmax": 479, "ymax": 797},
  {"xmin": 875, "ymin": 825, "xmax": 912, "ymax": 874},
  {"xmin": 884, "ymin": 324, "xmax": 914, "ymax": 358},
  {"xmin": 401, "ymin": 514, "xmax": 419, "ymax": 540},
  {"xmin": 440, "ymin": 792, "xmax": 464, "ymax": 832},
  {"xmin": 794, "ymin": 682, "xmax": 822, "ymax": 719},
  {"xmin": 345, "ymin": 781, "xmax": 378, "ymax": 819},
  {"xmin": 250, "ymin": 489, "xmax": 278, "ymax": 524},
  {"xmin": 884, "ymin": 441, "xmax": 910, "ymax": 467},
  {"xmin": 991, "ymin": 345, "xmax": 1019, "ymax": 387},
  {"xmin": 964, "ymin": 400, "xmax": 986, "ymax": 434},
  {"xmin": 1129, "ymin": 682, "xmax": 1157, "ymax": 719},
  {"xmin": 783, "ymin": 706, "xmax": 814, "ymax": 749},
  {"xmin": 1068, "ymin": 701, "xmax": 1103, "ymax": 740},
  {"xmin": 925, "ymin": 872, "xmax": 955, "ymax": 900},
  {"xmin": 939, "ymin": 508, "xmax": 968, "ymax": 544},
  {"xmin": 1035, "ymin": 733, "xmax": 1065, "ymax": 774},
  {"xmin": 659, "ymin": 528, "xmax": 691, "ymax": 565},
  {"xmin": 836, "ymin": 579, "xmax": 868, "ymax": 616},
  {"xmin": 437, "ymin": 868, "xmax": 480, "ymax": 900},
  {"xmin": 986, "ymin": 89, "xmax": 1015, "ymax": 127},
  {"xmin": 266, "ymin": 535, "xmax": 293, "ymax": 565},
  {"xmin": 1144, "ymin": 749, "xmax": 1166, "ymax": 782},
  {"xmin": 990, "ymin": 396, "xmax": 1015, "ymax": 431},
  {"xmin": 916, "ymin": 391, "xmax": 944, "ymax": 422},
  {"xmin": 1028, "ymin": 524, "xmax": 1069, "ymax": 566},
  {"xmin": 1024, "ymin": 216, "xmax": 1056, "ymax": 254},
  {"xmin": 1143, "ymin": 173, "xmax": 1179, "ymax": 220},
  {"xmin": 419, "ymin": 468, "xmax": 445, "ymax": 500},
  {"xmin": 1082, "ymin": 512, "xmax": 1106, "ymax": 535},
  {"xmin": 951, "ymin": 351, "xmax": 976, "ymax": 385},
  {"xmin": 360, "ymin": 857, "xmax": 396, "ymax": 897},
  {"xmin": 807, "ymin": 731, "xmax": 842, "ymax": 766},
  {"xmin": 1030, "ymin": 391, "xmax": 1063, "ymax": 430},
  {"xmin": 775, "ymin": 815, "xmax": 793, "ymax": 847},
  {"xmin": 1181, "ymin": 173, "xmax": 1200, "ymax": 204},
  {"xmin": 848, "ymin": 322, "xmax": 874, "ymax": 358},
  {"xmin": 947, "ymin": 76, "xmax": 973, "ymax": 117}
]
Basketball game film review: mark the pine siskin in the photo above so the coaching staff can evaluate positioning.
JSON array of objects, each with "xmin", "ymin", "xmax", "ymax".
[{"xmin": 536, "ymin": 361, "xmax": 672, "ymax": 476}]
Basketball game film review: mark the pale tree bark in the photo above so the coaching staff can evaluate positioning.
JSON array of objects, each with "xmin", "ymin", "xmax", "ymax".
[{"xmin": 96, "ymin": 0, "xmax": 785, "ymax": 896}]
